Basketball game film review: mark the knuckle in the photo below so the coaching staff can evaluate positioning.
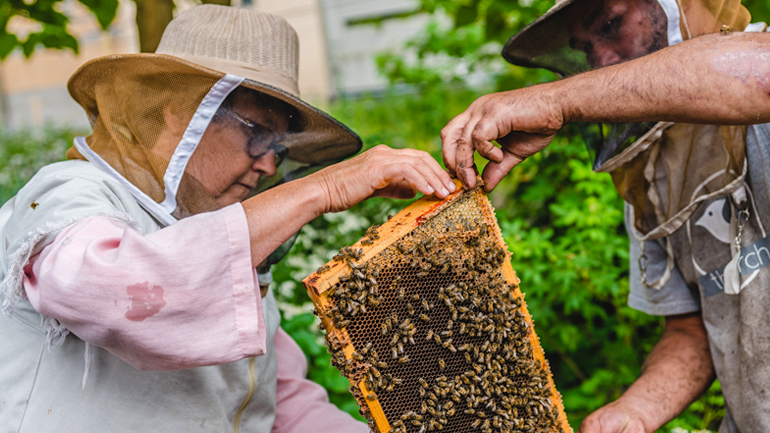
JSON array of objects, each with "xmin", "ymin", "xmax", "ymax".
[{"xmin": 457, "ymin": 135, "xmax": 471, "ymax": 147}]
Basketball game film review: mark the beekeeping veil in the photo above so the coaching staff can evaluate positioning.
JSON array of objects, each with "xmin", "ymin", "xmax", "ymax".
[
  {"xmin": 66, "ymin": 5, "xmax": 361, "ymax": 265},
  {"xmin": 502, "ymin": 0, "xmax": 752, "ymax": 288}
]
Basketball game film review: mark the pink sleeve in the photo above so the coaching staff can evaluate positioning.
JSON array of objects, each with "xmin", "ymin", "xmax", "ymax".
[
  {"xmin": 22, "ymin": 203, "xmax": 267, "ymax": 371},
  {"xmin": 273, "ymin": 327, "xmax": 369, "ymax": 433}
]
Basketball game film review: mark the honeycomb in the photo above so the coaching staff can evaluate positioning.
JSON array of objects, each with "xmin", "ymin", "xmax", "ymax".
[{"xmin": 304, "ymin": 180, "xmax": 571, "ymax": 433}]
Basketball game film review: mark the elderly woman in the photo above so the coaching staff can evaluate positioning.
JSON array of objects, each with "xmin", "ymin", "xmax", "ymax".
[{"xmin": 0, "ymin": 5, "xmax": 455, "ymax": 433}]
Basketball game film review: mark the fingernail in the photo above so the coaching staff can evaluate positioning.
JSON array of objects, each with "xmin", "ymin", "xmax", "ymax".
[
  {"xmin": 426, "ymin": 186, "xmax": 435, "ymax": 195},
  {"xmin": 448, "ymin": 182, "xmax": 457, "ymax": 192},
  {"xmin": 440, "ymin": 187, "xmax": 450, "ymax": 197}
]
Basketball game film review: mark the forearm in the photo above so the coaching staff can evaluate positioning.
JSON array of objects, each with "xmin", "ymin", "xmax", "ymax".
[
  {"xmin": 241, "ymin": 175, "xmax": 327, "ymax": 267},
  {"xmin": 558, "ymin": 32, "xmax": 770, "ymax": 125},
  {"xmin": 26, "ymin": 211, "xmax": 267, "ymax": 370},
  {"xmin": 616, "ymin": 313, "xmax": 714, "ymax": 431}
]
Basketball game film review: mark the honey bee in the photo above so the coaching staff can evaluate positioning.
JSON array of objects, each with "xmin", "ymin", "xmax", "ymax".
[
  {"xmin": 438, "ymin": 359, "xmax": 445, "ymax": 371},
  {"xmin": 721, "ymin": 24, "xmax": 733, "ymax": 34},
  {"xmin": 419, "ymin": 314, "xmax": 431, "ymax": 322},
  {"xmin": 426, "ymin": 329, "xmax": 434, "ymax": 340},
  {"xmin": 366, "ymin": 392, "xmax": 376, "ymax": 401},
  {"xmin": 398, "ymin": 355, "xmax": 410, "ymax": 364}
]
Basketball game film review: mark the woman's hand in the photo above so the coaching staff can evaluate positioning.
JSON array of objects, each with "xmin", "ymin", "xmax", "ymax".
[
  {"xmin": 312, "ymin": 145, "xmax": 456, "ymax": 213},
  {"xmin": 441, "ymin": 86, "xmax": 564, "ymax": 191},
  {"xmin": 243, "ymin": 145, "xmax": 454, "ymax": 267}
]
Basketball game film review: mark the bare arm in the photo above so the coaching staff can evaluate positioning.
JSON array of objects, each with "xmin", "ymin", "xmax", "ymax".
[
  {"xmin": 561, "ymin": 32, "xmax": 770, "ymax": 125},
  {"xmin": 241, "ymin": 145, "xmax": 456, "ymax": 267},
  {"xmin": 579, "ymin": 313, "xmax": 715, "ymax": 433},
  {"xmin": 442, "ymin": 32, "xmax": 770, "ymax": 190}
]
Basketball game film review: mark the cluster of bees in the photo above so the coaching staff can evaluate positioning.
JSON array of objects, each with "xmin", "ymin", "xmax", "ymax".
[{"xmin": 319, "ymin": 192, "xmax": 564, "ymax": 433}]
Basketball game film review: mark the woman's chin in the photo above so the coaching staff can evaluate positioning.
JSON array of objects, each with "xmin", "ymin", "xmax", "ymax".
[{"xmin": 217, "ymin": 185, "xmax": 251, "ymax": 207}]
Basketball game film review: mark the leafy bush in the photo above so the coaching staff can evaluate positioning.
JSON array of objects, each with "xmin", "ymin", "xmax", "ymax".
[{"xmin": 0, "ymin": 127, "xmax": 78, "ymax": 203}]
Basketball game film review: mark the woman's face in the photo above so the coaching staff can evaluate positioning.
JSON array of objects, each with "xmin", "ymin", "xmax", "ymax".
[{"xmin": 186, "ymin": 92, "xmax": 291, "ymax": 207}]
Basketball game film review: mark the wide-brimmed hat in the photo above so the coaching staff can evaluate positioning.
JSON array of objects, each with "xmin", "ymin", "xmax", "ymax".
[
  {"xmin": 501, "ymin": 0, "xmax": 589, "ymax": 76},
  {"xmin": 68, "ymin": 4, "xmax": 362, "ymax": 165},
  {"xmin": 502, "ymin": 0, "xmax": 751, "ymax": 76}
]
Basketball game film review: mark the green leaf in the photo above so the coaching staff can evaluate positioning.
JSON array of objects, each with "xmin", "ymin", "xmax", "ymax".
[
  {"xmin": 0, "ymin": 31, "xmax": 19, "ymax": 59},
  {"xmin": 77, "ymin": 0, "xmax": 119, "ymax": 30},
  {"xmin": 454, "ymin": 4, "xmax": 478, "ymax": 28},
  {"xmin": 484, "ymin": 4, "xmax": 507, "ymax": 42}
]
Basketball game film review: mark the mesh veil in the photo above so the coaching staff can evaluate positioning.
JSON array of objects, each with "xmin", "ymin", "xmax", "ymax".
[
  {"xmin": 67, "ymin": 56, "xmax": 357, "ymax": 229},
  {"xmin": 67, "ymin": 58, "xmax": 225, "ymax": 220}
]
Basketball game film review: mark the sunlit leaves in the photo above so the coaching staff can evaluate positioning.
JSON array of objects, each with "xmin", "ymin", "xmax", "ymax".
[{"xmin": 0, "ymin": 0, "xmax": 118, "ymax": 59}]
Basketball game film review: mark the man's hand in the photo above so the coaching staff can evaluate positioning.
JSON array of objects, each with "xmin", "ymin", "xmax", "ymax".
[
  {"xmin": 440, "ymin": 86, "xmax": 564, "ymax": 191},
  {"xmin": 314, "ymin": 145, "xmax": 456, "ymax": 213},
  {"xmin": 575, "ymin": 313, "xmax": 713, "ymax": 433},
  {"xmin": 441, "ymin": 33, "xmax": 770, "ymax": 192},
  {"xmin": 579, "ymin": 400, "xmax": 651, "ymax": 433}
]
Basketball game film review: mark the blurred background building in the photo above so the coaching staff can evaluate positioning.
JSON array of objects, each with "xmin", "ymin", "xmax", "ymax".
[{"xmin": 0, "ymin": 0, "xmax": 428, "ymax": 130}]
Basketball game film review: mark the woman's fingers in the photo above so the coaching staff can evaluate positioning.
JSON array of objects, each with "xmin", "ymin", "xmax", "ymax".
[
  {"xmin": 378, "ymin": 156, "xmax": 450, "ymax": 198},
  {"xmin": 317, "ymin": 145, "xmax": 458, "ymax": 213},
  {"xmin": 372, "ymin": 181, "xmax": 417, "ymax": 199}
]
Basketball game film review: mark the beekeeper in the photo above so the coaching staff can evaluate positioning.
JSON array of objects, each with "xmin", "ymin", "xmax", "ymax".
[
  {"xmin": 0, "ymin": 5, "xmax": 456, "ymax": 432},
  {"xmin": 441, "ymin": 0, "xmax": 770, "ymax": 432}
]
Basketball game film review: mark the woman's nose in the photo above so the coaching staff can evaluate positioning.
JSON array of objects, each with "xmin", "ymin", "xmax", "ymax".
[{"xmin": 251, "ymin": 150, "xmax": 278, "ymax": 177}]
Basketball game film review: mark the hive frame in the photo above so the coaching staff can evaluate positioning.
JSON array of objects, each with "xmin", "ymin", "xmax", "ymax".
[{"xmin": 304, "ymin": 179, "xmax": 572, "ymax": 433}]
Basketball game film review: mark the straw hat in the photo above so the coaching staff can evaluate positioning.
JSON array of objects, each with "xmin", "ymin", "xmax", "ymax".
[
  {"xmin": 502, "ymin": 0, "xmax": 750, "ymax": 75},
  {"xmin": 501, "ymin": 0, "xmax": 587, "ymax": 74},
  {"xmin": 68, "ymin": 4, "xmax": 362, "ymax": 165}
]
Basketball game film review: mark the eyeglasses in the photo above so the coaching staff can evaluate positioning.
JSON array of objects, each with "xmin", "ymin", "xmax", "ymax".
[{"xmin": 220, "ymin": 107, "xmax": 289, "ymax": 167}]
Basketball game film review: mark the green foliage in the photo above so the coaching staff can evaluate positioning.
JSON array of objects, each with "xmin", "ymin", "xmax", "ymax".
[
  {"xmin": 0, "ymin": 126, "xmax": 77, "ymax": 203},
  {"xmin": 0, "ymin": 0, "xmax": 118, "ymax": 59}
]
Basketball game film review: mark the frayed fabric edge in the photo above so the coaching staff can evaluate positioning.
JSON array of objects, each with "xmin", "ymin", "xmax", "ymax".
[{"xmin": 0, "ymin": 211, "xmax": 137, "ymax": 389}]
